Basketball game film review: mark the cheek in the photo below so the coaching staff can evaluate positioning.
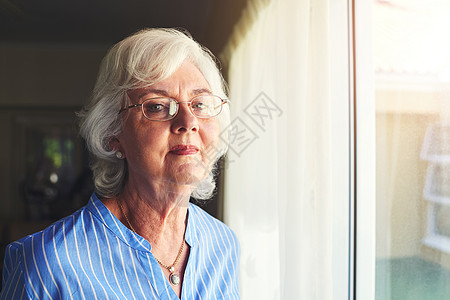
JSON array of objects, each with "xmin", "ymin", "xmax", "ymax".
[
  {"xmin": 201, "ymin": 120, "xmax": 220, "ymax": 147},
  {"xmin": 120, "ymin": 121, "xmax": 169, "ymax": 157},
  {"xmin": 200, "ymin": 121, "xmax": 221, "ymax": 170}
]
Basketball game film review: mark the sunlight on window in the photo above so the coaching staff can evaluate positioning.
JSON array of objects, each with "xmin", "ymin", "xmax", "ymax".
[{"xmin": 375, "ymin": 0, "xmax": 450, "ymax": 299}]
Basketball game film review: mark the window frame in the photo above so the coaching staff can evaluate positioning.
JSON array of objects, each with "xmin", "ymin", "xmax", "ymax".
[{"xmin": 353, "ymin": 0, "xmax": 376, "ymax": 299}]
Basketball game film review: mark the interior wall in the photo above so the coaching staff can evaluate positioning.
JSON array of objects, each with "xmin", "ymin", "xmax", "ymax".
[
  {"xmin": 0, "ymin": 44, "xmax": 107, "ymax": 107},
  {"xmin": 0, "ymin": 43, "xmax": 107, "ymax": 219}
]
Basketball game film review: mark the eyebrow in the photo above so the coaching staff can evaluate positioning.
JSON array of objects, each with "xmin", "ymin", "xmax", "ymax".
[
  {"xmin": 192, "ymin": 88, "xmax": 212, "ymax": 95},
  {"xmin": 137, "ymin": 89, "xmax": 168, "ymax": 100},
  {"xmin": 137, "ymin": 88, "xmax": 212, "ymax": 100}
]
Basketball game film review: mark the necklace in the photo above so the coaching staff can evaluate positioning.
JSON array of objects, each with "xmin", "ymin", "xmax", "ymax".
[{"xmin": 116, "ymin": 198, "xmax": 185, "ymax": 286}]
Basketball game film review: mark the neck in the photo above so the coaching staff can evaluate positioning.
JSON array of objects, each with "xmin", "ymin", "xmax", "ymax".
[{"xmin": 116, "ymin": 183, "xmax": 190, "ymax": 246}]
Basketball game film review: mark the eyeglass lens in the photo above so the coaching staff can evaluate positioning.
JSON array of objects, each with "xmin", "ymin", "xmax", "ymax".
[{"xmin": 142, "ymin": 95, "xmax": 223, "ymax": 120}]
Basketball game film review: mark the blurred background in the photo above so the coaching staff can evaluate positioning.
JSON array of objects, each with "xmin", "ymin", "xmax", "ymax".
[{"xmin": 0, "ymin": 0, "xmax": 248, "ymax": 272}]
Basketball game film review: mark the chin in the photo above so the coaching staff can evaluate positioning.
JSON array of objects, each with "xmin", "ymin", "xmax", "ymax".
[{"xmin": 172, "ymin": 164, "xmax": 210, "ymax": 186}]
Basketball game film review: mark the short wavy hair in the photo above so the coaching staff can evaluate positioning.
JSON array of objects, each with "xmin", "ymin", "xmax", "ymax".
[{"xmin": 78, "ymin": 28, "xmax": 230, "ymax": 200}]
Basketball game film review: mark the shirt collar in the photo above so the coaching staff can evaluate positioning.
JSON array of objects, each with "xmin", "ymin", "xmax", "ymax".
[
  {"xmin": 185, "ymin": 203, "xmax": 199, "ymax": 248},
  {"xmin": 86, "ymin": 193, "xmax": 152, "ymax": 252},
  {"xmin": 86, "ymin": 193, "xmax": 200, "ymax": 252}
]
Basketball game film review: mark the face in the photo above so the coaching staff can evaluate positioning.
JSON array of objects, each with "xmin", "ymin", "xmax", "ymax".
[{"xmin": 116, "ymin": 61, "xmax": 220, "ymax": 192}]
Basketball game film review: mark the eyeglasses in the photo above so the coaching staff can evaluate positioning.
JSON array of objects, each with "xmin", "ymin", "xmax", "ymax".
[{"xmin": 119, "ymin": 95, "xmax": 228, "ymax": 121}]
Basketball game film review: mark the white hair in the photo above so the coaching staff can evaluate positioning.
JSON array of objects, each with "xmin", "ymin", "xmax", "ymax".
[{"xmin": 78, "ymin": 28, "xmax": 230, "ymax": 199}]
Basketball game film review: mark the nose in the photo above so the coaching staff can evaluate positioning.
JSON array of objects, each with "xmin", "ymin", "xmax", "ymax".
[{"xmin": 171, "ymin": 102, "xmax": 199, "ymax": 133}]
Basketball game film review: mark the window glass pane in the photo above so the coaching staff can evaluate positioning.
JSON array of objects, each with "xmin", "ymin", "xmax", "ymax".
[{"xmin": 375, "ymin": 0, "xmax": 450, "ymax": 299}]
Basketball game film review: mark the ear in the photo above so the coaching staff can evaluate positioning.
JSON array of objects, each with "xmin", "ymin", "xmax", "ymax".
[{"xmin": 109, "ymin": 137, "xmax": 122, "ymax": 152}]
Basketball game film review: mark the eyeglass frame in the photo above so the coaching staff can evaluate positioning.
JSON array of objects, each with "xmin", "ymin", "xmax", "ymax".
[{"xmin": 118, "ymin": 95, "xmax": 229, "ymax": 121}]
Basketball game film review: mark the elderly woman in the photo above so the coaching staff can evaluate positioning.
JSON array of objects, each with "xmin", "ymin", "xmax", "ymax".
[{"xmin": 1, "ymin": 28, "xmax": 239, "ymax": 299}]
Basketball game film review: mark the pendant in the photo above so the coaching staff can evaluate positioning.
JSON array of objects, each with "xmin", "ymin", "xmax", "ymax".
[{"xmin": 170, "ymin": 273, "xmax": 180, "ymax": 285}]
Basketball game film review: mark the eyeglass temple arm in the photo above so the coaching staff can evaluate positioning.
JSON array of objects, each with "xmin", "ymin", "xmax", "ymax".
[
  {"xmin": 118, "ymin": 104, "xmax": 142, "ymax": 114},
  {"xmin": 214, "ymin": 99, "xmax": 229, "ymax": 109}
]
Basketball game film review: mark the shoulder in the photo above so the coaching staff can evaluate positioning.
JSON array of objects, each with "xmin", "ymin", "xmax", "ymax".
[
  {"xmin": 1, "ymin": 207, "xmax": 91, "ymax": 299},
  {"xmin": 1, "ymin": 204, "xmax": 100, "ymax": 298},
  {"xmin": 1, "ymin": 241, "xmax": 29, "ymax": 299},
  {"xmin": 15, "ymin": 205, "xmax": 90, "ymax": 254},
  {"xmin": 4, "ymin": 206, "xmax": 91, "ymax": 277}
]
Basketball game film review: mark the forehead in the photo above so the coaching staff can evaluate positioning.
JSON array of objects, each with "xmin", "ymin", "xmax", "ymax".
[
  {"xmin": 152, "ymin": 61, "xmax": 210, "ymax": 90},
  {"xmin": 129, "ymin": 61, "xmax": 211, "ymax": 102}
]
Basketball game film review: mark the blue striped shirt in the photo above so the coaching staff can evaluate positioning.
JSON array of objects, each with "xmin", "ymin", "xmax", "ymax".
[{"xmin": 1, "ymin": 193, "xmax": 240, "ymax": 299}]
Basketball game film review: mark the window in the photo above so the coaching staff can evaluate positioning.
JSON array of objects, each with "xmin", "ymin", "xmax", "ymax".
[{"xmin": 373, "ymin": 0, "xmax": 450, "ymax": 299}]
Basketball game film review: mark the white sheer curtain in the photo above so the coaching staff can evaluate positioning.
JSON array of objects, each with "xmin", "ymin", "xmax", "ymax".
[{"xmin": 222, "ymin": 0, "xmax": 336, "ymax": 298}]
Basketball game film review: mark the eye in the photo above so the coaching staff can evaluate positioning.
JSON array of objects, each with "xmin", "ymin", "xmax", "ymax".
[
  {"xmin": 192, "ymin": 102, "xmax": 208, "ymax": 110},
  {"xmin": 142, "ymin": 99, "xmax": 171, "ymax": 114},
  {"xmin": 147, "ymin": 103, "xmax": 165, "ymax": 112}
]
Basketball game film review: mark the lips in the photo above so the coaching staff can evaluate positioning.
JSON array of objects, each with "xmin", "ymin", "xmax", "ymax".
[{"xmin": 169, "ymin": 145, "xmax": 200, "ymax": 155}]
